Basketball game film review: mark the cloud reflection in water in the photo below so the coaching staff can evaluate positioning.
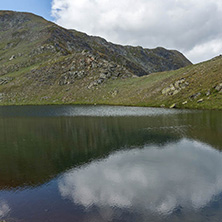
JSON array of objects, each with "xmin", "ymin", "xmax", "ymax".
[
  {"xmin": 58, "ymin": 139, "xmax": 222, "ymax": 215},
  {"xmin": 0, "ymin": 201, "xmax": 10, "ymax": 219}
]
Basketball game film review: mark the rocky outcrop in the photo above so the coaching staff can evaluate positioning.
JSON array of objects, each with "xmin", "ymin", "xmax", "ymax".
[
  {"xmin": 215, "ymin": 83, "xmax": 222, "ymax": 92},
  {"xmin": 0, "ymin": 77, "xmax": 13, "ymax": 85},
  {"xmin": 162, "ymin": 78, "xmax": 189, "ymax": 96},
  {"xmin": 59, "ymin": 71, "xmax": 87, "ymax": 85}
]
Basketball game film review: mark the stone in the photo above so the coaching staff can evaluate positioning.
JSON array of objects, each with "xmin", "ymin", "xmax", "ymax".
[
  {"xmin": 190, "ymin": 92, "xmax": 201, "ymax": 99},
  {"xmin": 110, "ymin": 63, "xmax": 117, "ymax": 69},
  {"xmin": 170, "ymin": 103, "xmax": 176, "ymax": 109},
  {"xmin": 97, "ymin": 78, "xmax": 104, "ymax": 84},
  {"xmin": 172, "ymin": 89, "xmax": 180, "ymax": 95},
  {"xmin": 9, "ymin": 55, "xmax": 16, "ymax": 61},
  {"xmin": 100, "ymin": 73, "xmax": 107, "ymax": 79},
  {"xmin": 76, "ymin": 70, "xmax": 86, "ymax": 79},
  {"xmin": 106, "ymin": 72, "xmax": 112, "ymax": 78},
  {"xmin": 169, "ymin": 83, "xmax": 175, "ymax": 91},
  {"xmin": 86, "ymin": 58, "xmax": 92, "ymax": 65},
  {"xmin": 111, "ymin": 90, "xmax": 119, "ymax": 97},
  {"xmin": 215, "ymin": 83, "xmax": 222, "ymax": 91},
  {"xmin": 91, "ymin": 62, "xmax": 97, "ymax": 69},
  {"xmin": 59, "ymin": 70, "xmax": 87, "ymax": 85},
  {"xmin": 206, "ymin": 90, "xmax": 211, "ymax": 96},
  {"xmin": 197, "ymin": 98, "xmax": 203, "ymax": 103},
  {"xmin": 41, "ymin": 96, "xmax": 50, "ymax": 100},
  {"xmin": 59, "ymin": 74, "xmax": 69, "ymax": 85},
  {"xmin": 0, "ymin": 77, "xmax": 13, "ymax": 85},
  {"xmin": 113, "ymin": 72, "xmax": 121, "ymax": 77},
  {"xmin": 88, "ymin": 80, "xmax": 100, "ymax": 89},
  {"xmin": 162, "ymin": 87, "xmax": 171, "ymax": 95},
  {"xmin": 70, "ymin": 65, "xmax": 76, "ymax": 71},
  {"xmin": 87, "ymin": 82, "xmax": 94, "ymax": 89},
  {"xmin": 162, "ymin": 79, "xmax": 188, "ymax": 96},
  {"xmin": 180, "ymin": 82, "xmax": 189, "ymax": 89},
  {"xmin": 162, "ymin": 84, "xmax": 175, "ymax": 95},
  {"xmin": 174, "ymin": 78, "xmax": 185, "ymax": 88}
]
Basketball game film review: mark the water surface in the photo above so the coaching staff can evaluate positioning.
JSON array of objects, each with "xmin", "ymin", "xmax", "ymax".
[{"xmin": 0, "ymin": 105, "xmax": 222, "ymax": 222}]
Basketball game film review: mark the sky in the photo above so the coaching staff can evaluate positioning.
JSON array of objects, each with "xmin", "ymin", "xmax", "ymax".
[
  {"xmin": 1, "ymin": 0, "xmax": 222, "ymax": 63},
  {"xmin": 0, "ymin": 0, "xmax": 52, "ymax": 21}
]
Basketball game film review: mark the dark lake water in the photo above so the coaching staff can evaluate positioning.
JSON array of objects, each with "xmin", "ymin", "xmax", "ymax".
[{"xmin": 0, "ymin": 105, "xmax": 222, "ymax": 222}]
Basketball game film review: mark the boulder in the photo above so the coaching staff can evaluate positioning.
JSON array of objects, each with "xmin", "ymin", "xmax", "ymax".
[
  {"xmin": 0, "ymin": 77, "xmax": 13, "ymax": 85},
  {"xmin": 206, "ymin": 90, "xmax": 211, "ymax": 96},
  {"xmin": 190, "ymin": 92, "xmax": 201, "ymax": 99},
  {"xmin": 174, "ymin": 78, "xmax": 185, "ymax": 88},
  {"xmin": 170, "ymin": 103, "xmax": 176, "ymax": 108},
  {"xmin": 162, "ymin": 78, "xmax": 189, "ymax": 96},
  {"xmin": 100, "ymin": 73, "xmax": 107, "ymax": 79},
  {"xmin": 215, "ymin": 83, "xmax": 222, "ymax": 91},
  {"xmin": 162, "ymin": 84, "xmax": 175, "ymax": 95},
  {"xmin": 9, "ymin": 55, "xmax": 16, "ymax": 61},
  {"xmin": 172, "ymin": 89, "xmax": 180, "ymax": 95}
]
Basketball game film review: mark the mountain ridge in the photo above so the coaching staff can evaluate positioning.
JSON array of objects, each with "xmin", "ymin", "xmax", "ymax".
[{"xmin": 0, "ymin": 10, "xmax": 191, "ymax": 75}]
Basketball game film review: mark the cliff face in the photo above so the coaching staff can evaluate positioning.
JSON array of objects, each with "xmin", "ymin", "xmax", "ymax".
[{"xmin": 0, "ymin": 11, "xmax": 194, "ymax": 106}]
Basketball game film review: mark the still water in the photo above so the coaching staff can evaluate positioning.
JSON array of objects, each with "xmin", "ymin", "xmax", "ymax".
[{"xmin": 0, "ymin": 105, "xmax": 222, "ymax": 222}]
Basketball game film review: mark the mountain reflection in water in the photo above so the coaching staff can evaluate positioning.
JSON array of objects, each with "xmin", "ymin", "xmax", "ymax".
[{"xmin": 0, "ymin": 105, "xmax": 222, "ymax": 222}]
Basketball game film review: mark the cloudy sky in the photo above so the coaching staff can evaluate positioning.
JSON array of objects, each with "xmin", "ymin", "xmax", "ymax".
[{"xmin": 1, "ymin": 0, "xmax": 222, "ymax": 63}]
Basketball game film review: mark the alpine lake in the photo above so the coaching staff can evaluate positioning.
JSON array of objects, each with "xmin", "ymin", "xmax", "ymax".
[{"xmin": 0, "ymin": 105, "xmax": 222, "ymax": 222}]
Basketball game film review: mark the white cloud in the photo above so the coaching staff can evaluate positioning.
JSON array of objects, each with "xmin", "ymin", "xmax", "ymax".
[
  {"xmin": 0, "ymin": 201, "xmax": 10, "ymax": 219},
  {"xmin": 187, "ymin": 39, "xmax": 222, "ymax": 62},
  {"xmin": 51, "ymin": 0, "xmax": 222, "ymax": 63},
  {"xmin": 58, "ymin": 139, "xmax": 222, "ymax": 220}
]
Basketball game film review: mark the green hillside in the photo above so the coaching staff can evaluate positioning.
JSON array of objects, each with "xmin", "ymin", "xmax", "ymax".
[{"xmin": 1, "ymin": 11, "xmax": 221, "ymax": 109}]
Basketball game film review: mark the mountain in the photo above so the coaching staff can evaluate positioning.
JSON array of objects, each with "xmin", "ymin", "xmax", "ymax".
[
  {"xmin": 0, "ymin": 11, "xmax": 191, "ymax": 74},
  {"xmin": 3, "ymin": 11, "xmax": 220, "ymax": 109}
]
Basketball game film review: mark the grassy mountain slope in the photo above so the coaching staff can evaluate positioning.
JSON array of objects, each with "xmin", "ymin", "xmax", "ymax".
[
  {"xmin": 1, "ymin": 11, "xmax": 221, "ymax": 109},
  {"xmin": 1, "ymin": 53, "xmax": 222, "ymax": 109}
]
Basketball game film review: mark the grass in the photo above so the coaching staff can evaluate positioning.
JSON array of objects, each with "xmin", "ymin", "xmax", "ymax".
[{"xmin": 1, "ymin": 55, "xmax": 222, "ymax": 110}]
